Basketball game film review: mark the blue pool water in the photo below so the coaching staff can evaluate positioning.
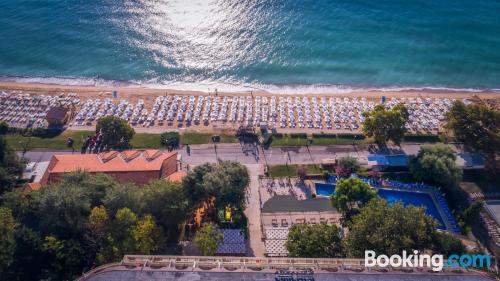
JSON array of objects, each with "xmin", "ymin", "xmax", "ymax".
[
  {"xmin": 315, "ymin": 183, "xmax": 446, "ymax": 229},
  {"xmin": 315, "ymin": 183, "xmax": 336, "ymax": 197},
  {"xmin": 377, "ymin": 189, "xmax": 445, "ymax": 229}
]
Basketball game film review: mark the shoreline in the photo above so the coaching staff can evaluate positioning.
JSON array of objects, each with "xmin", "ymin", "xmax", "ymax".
[{"xmin": 1, "ymin": 81, "xmax": 499, "ymax": 102}]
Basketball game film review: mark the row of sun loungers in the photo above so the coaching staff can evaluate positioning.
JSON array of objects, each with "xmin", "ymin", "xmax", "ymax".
[
  {"xmin": 70, "ymin": 94, "xmax": 457, "ymax": 132},
  {"xmin": 0, "ymin": 91, "xmax": 80, "ymax": 128}
]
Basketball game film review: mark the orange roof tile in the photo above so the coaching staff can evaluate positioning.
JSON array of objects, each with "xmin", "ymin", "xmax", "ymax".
[
  {"xmin": 144, "ymin": 149, "xmax": 161, "ymax": 160},
  {"xmin": 166, "ymin": 171, "xmax": 187, "ymax": 182},
  {"xmin": 25, "ymin": 182, "xmax": 42, "ymax": 191},
  {"xmin": 48, "ymin": 150, "xmax": 177, "ymax": 174},
  {"xmin": 121, "ymin": 150, "xmax": 141, "ymax": 162}
]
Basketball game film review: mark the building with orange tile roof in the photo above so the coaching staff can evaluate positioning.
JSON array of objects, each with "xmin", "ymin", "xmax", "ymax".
[
  {"xmin": 39, "ymin": 150, "xmax": 179, "ymax": 186},
  {"xmin": 165, "ymin": 170, "xmax": 187, "ymax": 182}
]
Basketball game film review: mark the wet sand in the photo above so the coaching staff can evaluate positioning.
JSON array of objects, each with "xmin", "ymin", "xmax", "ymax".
[{"xmin": 1, "ymin": 81, "xmax": 499, "ymax": 105}]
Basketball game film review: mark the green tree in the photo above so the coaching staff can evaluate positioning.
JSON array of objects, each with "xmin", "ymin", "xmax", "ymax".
[
  {"xmin": 335, "ymin": 156, "xmax": 359, "ymax": 178},
  {"xmin": 142, "ymin": 180, "xmax": 189, "ymax": 241},
  {"xmin": 182, "ymin": 161, "xmax": 250, "ymax": 210},
  {"xmin": 96, "ymin": 116, "xmax": 135, "ymax": 149},
  {"xmin": 86, "ymin": 206, "xmax": 110, "ymax": 263},
  {"xmin": 93, "ymin": 207, "xmax": 165, "ymax": 264},
  {"xmin": 160, "ymin": 131, "xmax": 180, "ymax": 150},
  {"xmin": 362, "ymin": 104, "xmax": 409, "ymax": 146},
  {"xmin": 40, "ymin": 236, "xmax": 87, "ymax": 281},
  {"xmin": 202, "ymin": 161, "xmax": 250, "ymax": 209},
  {"xmin": 182, "ymin": 163, "xmax": 213, "ymax": 207},
  {"xmin": 194, "ymin": 223, "xmax": 222, "ymax": 256},
  {"xmin": 331, "ymin": 177, "xmax": 377, "ymax": 223},
  {"xmin": 0, "ymin": 207, "xmax": 16, "ymax": 274},
  {"xmin": 103, "ymin": 183, "xmax": 143, "ymax": 215},
  {"xmin": 35, "ymin": 177, "xmax": 95, "ymax": 238},
  {"xmin": 446, "ymin": 101, "xmax": 500, "ymax": 170},
  {"xmin": 0, "ymin": 121, "xmax": 8, "ymax": 135},
  {"xmin": 286, "ymin": 224, "xmax": 343, "ymax": 258},
  {"xmin": 432, "ymin": 231, "xmax": 466, "ymax": 257},
  {"xmin": 410, "ymin": 144, "xmax": 462, "ymax": 191},
  {"xmin": 461, "ymin": 201, "xmax": 483, "ymax": 225},
  {"xmin": 0, "ymin": 136, "xmax": 24, "ymax": 194},
  {"xmin": 132, "ymin": 215, "xmax": 165, "ymax": 255},
  {"xmin": 344, "ymin": 198, "xmax": 437, "ymax": 257}
]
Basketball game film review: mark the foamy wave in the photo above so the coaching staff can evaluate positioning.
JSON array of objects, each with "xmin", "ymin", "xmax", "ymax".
[{"xmin": 0, "ymin": 75, "xmax": 495, "ymax": 94}]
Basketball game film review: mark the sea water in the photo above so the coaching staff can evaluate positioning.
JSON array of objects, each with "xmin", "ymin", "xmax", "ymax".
[{"xmin": 1, "ymin": 0, "xmax": 499, "ymax": 93}]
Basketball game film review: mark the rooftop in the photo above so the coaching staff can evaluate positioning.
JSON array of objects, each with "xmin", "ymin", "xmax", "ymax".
[
  {"xmin": 47, "ymin": 150, "xmax": 177, "ymax": 174},
  {"xmin": 262, "ymin": 195, "xmax": 337, "ymax": 214},
  {"xmin": 45, "ymin": 106, "xmax": 69, "ymax": 120},
  {"xmin": 166, "ymin": 171, "xmax": 187, "ymax": 182},
  {"xmin": 79, "ymin": 255, "xmax": 495, "ymax": 281}
]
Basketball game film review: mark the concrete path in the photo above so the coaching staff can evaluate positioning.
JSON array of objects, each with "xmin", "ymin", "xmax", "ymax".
[{"xmin": 243, "ymin": 164, "xmax": 265, "ymax": 257}]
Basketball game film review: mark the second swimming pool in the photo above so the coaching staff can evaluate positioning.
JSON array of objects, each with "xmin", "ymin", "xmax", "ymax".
[{"xmin": 314, "ymin": 183, "xmax": 446, "ymax": 229}]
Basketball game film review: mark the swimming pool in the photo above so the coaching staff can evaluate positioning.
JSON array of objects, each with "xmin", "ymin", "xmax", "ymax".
[
  {"xmin": 377, "ymin": 189, "xmax": 446, "ymax": 229},
  {"xmin": 315, "ymin": 183, "xmax": 336, "ymax": 197},
  {"xmin": 314, "ymin": 183, "xmax": 446, "ymax": 229}
]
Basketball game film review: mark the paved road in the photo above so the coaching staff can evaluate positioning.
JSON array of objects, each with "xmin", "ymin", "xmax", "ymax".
[
  {"xmin": 20, "ymin": 143, "xmax": 457, "ymax": 166},
  {"xmin": 244, "ymin": 164, "xmax": 265, "ymax": 257}
]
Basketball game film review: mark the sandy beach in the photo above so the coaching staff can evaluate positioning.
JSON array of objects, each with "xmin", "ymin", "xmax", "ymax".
[
  {"xmin": 1, "ymin": 81, "xmax": 498, "ymax": 135},
  {"xmin": 1, "ymin": 81, "xmax": 499, "ymax": 103}
]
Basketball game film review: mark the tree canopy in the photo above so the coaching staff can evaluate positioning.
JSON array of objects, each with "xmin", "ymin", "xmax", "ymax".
[
  {"xmin": 331, "ymin": 177, "xmax": 377, "ymax": 224},
  {"xmin": 160, "ymin": 131, "xmax": 180, "ymax": 150},
  {"xmin": 0, "ymin": 207, "xmax": 16, "ymax": 275},
  {"xmin": 0, "ymin": 136, "xmax": 25, "ymax": 194},
  {"xmin": 194, "ymin": 223, "xmax": 222, "ymax": 256},
  {"xmin": 432, "ymin": 231, "xmax": 466, "ymax": 257},
  {"xmin": 362, "ymin": 104, "xmax": 409, "ymax": 146},
  {"xmin": 142, "ymin": 180, "xmax": 190, "ymax": 242},
  {"xmin": 0, "ymin": 172, "xmax": 190, "ymax": 281},
  {"xmin": 410, "ymin": 144, "xmax": 462, "ymax": 191},
  {"xmin": 286, "ymin": 224, "xmax": 343, "ymax": 258},
  {"xmin": 335, "ymin": 156, "xmax": 360, "ymax": 178},
  {"xmin": 182, "ymin": 161, "xmax": 250, "ymax": 210},
  {"xmin": 446, "ymin": 101, "xmax": 500, "ymax": 170},
  {"xmin": 96, "ymin": 116, "xmax": 135, "ymax": 150},
  {"xmin": 344, "ymin": 198, "xmax": 438, "ymax": 257}
]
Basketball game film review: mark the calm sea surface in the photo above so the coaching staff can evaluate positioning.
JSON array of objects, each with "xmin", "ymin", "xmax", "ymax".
[{"xmin": 1, "ymin": 0, "xmax": 499, "ymax": 93}]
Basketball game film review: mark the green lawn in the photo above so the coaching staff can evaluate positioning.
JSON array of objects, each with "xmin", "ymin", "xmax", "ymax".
[
  {"xmin": 5, "ymin": 130, "xmax": 94, "ymax": 150},
  {"xmin": 130, "ymin": 133, "xmax": 162, "ymax": 148},
  {"xmin": 268, "ymin": 134, "xmax": 372, "ymax": 147},
  {"xmin": 5, "ymin": 129, "xmax": 444, "ymax": 151},
  {"xmin": 5, "ymin": 130, "xmax": 162, "ymax": 150},
  {"xmin": 269, "ymin": 135, "xmax": 308, "ymax": 146},
  {"xmin": 268, "ymin": 164, "xmax": 325, "ymax": 178},
  {"xmin": 181, "ymin": 132, "xmax": 237, "ymax": 145}
]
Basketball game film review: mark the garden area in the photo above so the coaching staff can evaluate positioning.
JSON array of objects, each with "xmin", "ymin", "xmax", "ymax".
[{"xmin": 3, "ymin": 129, "xmax": 238, "ymax": 151}]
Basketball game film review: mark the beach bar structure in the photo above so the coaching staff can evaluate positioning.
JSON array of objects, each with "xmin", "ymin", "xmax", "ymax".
[{"xmin": 45, "ymin": 106, "xmax": 70, "ymax": 125}]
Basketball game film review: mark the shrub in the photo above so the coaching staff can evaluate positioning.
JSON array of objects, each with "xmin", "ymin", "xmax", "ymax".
[
  {"xmin": 290, "ymin": 133, "xmax": 307, "ymax": 139},
  {"xmin": 312, "ymin": 133, "xmax": 337, "ymax": 138},
  {"xmin": 160, "ymin": 131, "xmax": 180, "ymax": 150},
  {"xmin": 0, "ymin": 122, "xmax": 8, "ymax": 135},
  {"xmin": 337, "ymin": 133, "xmax": 365, "ymax": 140}
]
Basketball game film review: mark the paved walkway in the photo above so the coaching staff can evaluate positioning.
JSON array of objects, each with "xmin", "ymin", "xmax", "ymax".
[
  {"xmin": 243, "ymin": 164, "xmax": 265, "ymax": 257},
  {"xmin": 20, "ymin": 143, "xmax": 458, "ymax": 165}
]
